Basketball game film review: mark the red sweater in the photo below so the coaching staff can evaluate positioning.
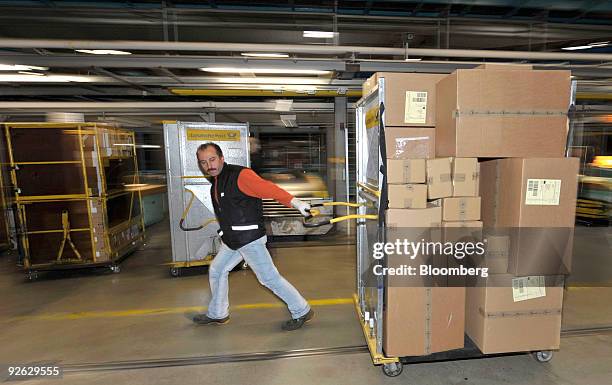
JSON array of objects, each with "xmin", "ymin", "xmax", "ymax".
[{"xmin": 236, "ymin": 169, "xmax": 294, "ymax": 208}]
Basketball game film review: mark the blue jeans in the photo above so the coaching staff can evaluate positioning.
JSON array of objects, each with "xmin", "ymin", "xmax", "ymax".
[{"xmin": 206, "ymin": 235, "xmax": 311, "ymax": 320}]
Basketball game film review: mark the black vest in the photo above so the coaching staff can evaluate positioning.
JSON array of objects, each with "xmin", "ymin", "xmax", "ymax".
[{"xmin": 211, "ymin": 163, "xmax": 266, "ymax": 250}]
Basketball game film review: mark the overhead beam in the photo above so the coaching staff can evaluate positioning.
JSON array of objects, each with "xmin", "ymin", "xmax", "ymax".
[
  {"xmin": 0, "ymin": 101, "xmax": 343, "ymax": 112},
  {"xmin": 0, "ymin": 54, "xmax": 347, "ymax": 70},
  {"xmin": 1, "ymin": 38, "xmax": 611, "ymax": 61}
]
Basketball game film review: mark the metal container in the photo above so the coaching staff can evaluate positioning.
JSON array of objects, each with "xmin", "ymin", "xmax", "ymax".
[{"xmin": 163, "ymin": 121, "xmax": 250, "ymax": 276}]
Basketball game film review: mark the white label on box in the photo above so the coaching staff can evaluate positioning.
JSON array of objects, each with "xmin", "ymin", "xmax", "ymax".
[
  {"xmin": 404, "ymin": 91, "xmax": 427, "ymax": 124},
  {"xmin": 525, "ymin": 179, "xmax": 561, "ymax": 205},
  {"xmin": 512, "ymin": 276, "xmax": 546, "ymax": 302}
]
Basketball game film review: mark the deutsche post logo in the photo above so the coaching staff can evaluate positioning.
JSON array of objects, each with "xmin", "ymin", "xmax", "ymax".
[{"xmin": 186, "ymin": 129, "xmax": 241, "ymax": 141}]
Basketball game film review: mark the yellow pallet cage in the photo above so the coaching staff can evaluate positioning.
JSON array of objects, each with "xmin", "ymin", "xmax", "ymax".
[{"xmin": 2, "ymin": 123, "xmax": 145, "ymax": 278}]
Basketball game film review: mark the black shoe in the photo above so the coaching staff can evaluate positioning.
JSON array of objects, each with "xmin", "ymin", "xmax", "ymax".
[
  {"xmin": 282, "ymin": 309, "xmax": 314, "ymax": 331},
  {"xmin": 193, "ymin": 314, "xmax": 230, "ymax": 325}
]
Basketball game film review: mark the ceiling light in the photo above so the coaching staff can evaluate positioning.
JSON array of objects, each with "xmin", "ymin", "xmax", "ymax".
[
  {"xmin": 259, "ymin": 85, "xmax": 319, "ymax": 92},
  {"xmin": 274, "ymin": 100, "xmax": 294, "ymax": 112},
  {"xmin": 303, "ymin": 31, "xmax": 336, "ymax": 39},
  {"xmin": 404, "ymin": 58, "xmax": 422, "ymax": 62},
  {"xmin": 75, "ymin": 49, "xmax": 132, "ymax": 55},
  {"xmin": 17, "ymin": 71, "xmax": 45, "ymax": 76},
  {"xmin": 200, "ymin": 67, "xmax": 330, "ymax": 75},
  {"xmin": 562, "ymin": 41, "xmax": 609, "ymax": 51},
  {"xmin": 241, "ymin": 52, "xmax": 290, "ymax": 58},
  {"xmin": 136, "ymin": 144, "xmax": 161, "ymax": 149},
  {"xmin": 216, "ymin": 77, "xmax": 330, "ymax": 85},
  {"xmin": 0, "ymin": 64, "xmax": 49, "ymax": 71}
]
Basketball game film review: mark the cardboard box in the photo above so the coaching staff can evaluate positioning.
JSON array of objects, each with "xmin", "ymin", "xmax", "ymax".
[
  {"xmin": 386, "ymin": 203, "xmax": 442, "ymax": 228},
  {"xmin": 452, "ymin": 157, "xmax": 479, "ymax": 197},
  {"xmin": 436, "ymin": 69, "xmax": 571, "ymax": 157},
  {"xmin": 443, "ymin": 220, "xmax": 483, "ymax": 242},
  {"xmin": 384, "ymin": 287, "xmax": 465, "ymax": 357},
  {"xmin": 469, "ymin": 234, "xmax": 509, "ymax": 274},
  {"xmin": 427, "ymin": 158, "xmax": 453, "ymax": 199},
  {"xmin": 385, "ymin": 126, "xmax": 435, "ymax": 159},
  {"xmin": 387, "ymin": 159, "xmax": 426, "ymax": 184},
  {"xmin": 442, "ymin": 197, "xmax": 481, "ymax": 221},
  {"xmin": 363, "ymin": 72, "xmax": 446, "ymax": 127},
  {"xmin": 475, "ymin": 63, "xmax": 533, "ymax": 71},
  {"xmin": 466, "ymin": 274, "xmax": 564, "ymax": 354},
  {"xmin": 479, "ymin": 158, "xmax": 579, "ymax": 275},
  {"xmin": 388, "ymin": 184, "xmax": 427, "ymax": 209}
]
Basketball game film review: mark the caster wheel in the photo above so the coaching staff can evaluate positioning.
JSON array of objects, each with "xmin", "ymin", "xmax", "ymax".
[
  {"xmin": 170, "ymin": 267, "xmax": 181, "ymax": 277},
  {"xmin": 27, "ymin": 271, "xmax": 38, "ymax": 281},
  {"xmin": 110, "ymin": 265, "xmax": 121, "ymax": 274},
  {"xmin": 382, "ymin": 362, "xmax": 403, "ymax": 377},
  {"xmin": 533, "ymin": 350, "xmax": 553, "ymax": 363}
]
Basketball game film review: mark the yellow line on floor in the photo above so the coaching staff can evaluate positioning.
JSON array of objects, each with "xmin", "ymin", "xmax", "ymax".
[{"xmin": 10, "ymin": 298, "xmax": 354, "ymax": 322}]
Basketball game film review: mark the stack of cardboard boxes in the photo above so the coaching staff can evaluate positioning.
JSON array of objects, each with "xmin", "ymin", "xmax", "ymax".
[
  {"xmin": 364, "ymin": 73, "xmax": 466, "ymax": 357},
  {"xmin": 435, "ymin": 64, "xmax": 577, "ymax": 354},
  {"xmin": 363, "ymin": 63, "xmax": 578, "ymax": 358}
]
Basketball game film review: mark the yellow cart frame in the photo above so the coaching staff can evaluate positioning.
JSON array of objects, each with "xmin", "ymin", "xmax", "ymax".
[{"xmin": 2, "ymin": 123, "xmax": 145, "ymax": 279}]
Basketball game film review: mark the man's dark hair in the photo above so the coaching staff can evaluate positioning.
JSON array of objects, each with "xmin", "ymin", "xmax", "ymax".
[{"xmin": 197, "ymin": 142, "xmax": 223, "ymax": 158}]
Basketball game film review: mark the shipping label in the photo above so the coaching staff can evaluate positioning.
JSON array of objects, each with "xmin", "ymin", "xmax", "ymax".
[
  {"xmin": 512, "ymin": 276, "xmax": 546, "ymax": 302},
  {"xmin": 525, "ymin": 179, "xmax": 561, "ymax": 205},
  {"xmin": 404, "ymin": 91, "xmax": 428, "ymax": 124}
]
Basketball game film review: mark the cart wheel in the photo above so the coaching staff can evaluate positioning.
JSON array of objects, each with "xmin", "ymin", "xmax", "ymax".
[
  {"xmin": 110, "ymin": 265, "xmax": 121, "ymax": 274},
  {"xmin": 27, "ymin": 271, "xmax": 38, "ymax": 281},
  {"xmin": 382, "ymin": 362, "xmax": 403, "ymax": 377},
  {"xmin": 533, "ymin": 350, "xmax": 553, "ymax": 363},
  {"xmin": 170, "ymin": 267, "xmax": 181, "ymax": 277},
  {"xmin": 231, "ymin": 262, "xmax": 248, "ymax": 272}
]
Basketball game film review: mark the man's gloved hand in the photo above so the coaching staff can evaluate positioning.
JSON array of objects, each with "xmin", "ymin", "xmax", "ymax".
[{"xmin": 291, "ymin": 198, "xmax": 311, "ymax": 217}]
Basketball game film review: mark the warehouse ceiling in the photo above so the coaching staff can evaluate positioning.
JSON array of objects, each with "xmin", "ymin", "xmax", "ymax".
[{"xmin": 0, "ymin": 0, "xmax": 610, "ymax": 127}]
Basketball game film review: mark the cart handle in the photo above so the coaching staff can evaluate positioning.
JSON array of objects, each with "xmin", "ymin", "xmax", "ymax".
[
  {"xmin": 311, "ymin": 202, "xmax": 365, "ymax": 208},
  {"xmin": 179, "ymin": 188, "xmax": 218, "ymax": 231},
  {"xmin": 303, "ymin": 214, "xmax": 378, "ymax": 228}
]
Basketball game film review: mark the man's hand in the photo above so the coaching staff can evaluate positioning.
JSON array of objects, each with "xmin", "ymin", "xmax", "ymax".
[{"xmin": 291, "ymin": 198, "xmax": 311, "ymax": 217}]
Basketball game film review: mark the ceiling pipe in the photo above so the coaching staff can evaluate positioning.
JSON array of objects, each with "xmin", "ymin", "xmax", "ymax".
[{"xmin": 1, "ymin": 38, "xmax": 612, "ymax": 61}]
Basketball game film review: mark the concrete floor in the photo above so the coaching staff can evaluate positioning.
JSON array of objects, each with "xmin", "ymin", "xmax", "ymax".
[
  {"xmin": 12, "ymin": 334, "xmax": 612, "ymax": 385},
  {"xmin": 1, "ymin": 220, "xmax": 611, "ymax": 384}
]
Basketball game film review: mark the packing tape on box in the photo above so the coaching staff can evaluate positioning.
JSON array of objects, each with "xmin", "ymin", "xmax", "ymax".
[
  {"xmin": 403, "ymin": 162, "xmax": 412, "ymax": 183},
  {"xmin": 479, "ymin": 308, "xmax": 562, "ymax": 318},
  {"xmin": 472, "ymin": 171, "xmax": 480, "ymax": 181},
  {"xmin": 453, "ymin": 110, "xmax": 568, "ymax": 117},
  {"xmin": 454, "ymin": 173, "xmax": 466, "ymax": 183},
  {"xmin": 440, "ymin": 173, "xmax": 452, "ymax": 183},
  {"xmin": 395, "ymin": 136, "xmax": 431, "ymax": 158},
  {"xmin": 424, "ymin": 287, "xmax": 432, "ymax": 354}
]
